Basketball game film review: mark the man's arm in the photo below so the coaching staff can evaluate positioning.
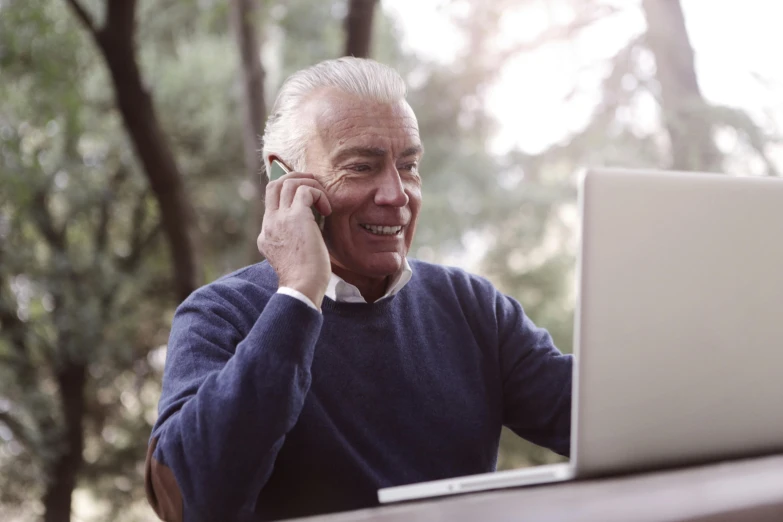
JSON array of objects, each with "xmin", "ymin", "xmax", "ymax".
[
  {"xmin": 496, "ymin": 292, "xmax": 573, "ymax": 457},
  {"xmin": 145, "ymin": 284, "xmax": 322, "ymax": 522}
]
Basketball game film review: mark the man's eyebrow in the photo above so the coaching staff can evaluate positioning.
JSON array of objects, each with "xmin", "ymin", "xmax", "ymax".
[
  {"xmin": 331, "ymin": 146, "xmax": 387, "ymax": 163},
  {"xmin": 400, "ymin": 145, "xmax": 424, "ymax": 158},
  {"xmin": 331, "ymin": 145, "xmax": 425, "ymax": 164}
]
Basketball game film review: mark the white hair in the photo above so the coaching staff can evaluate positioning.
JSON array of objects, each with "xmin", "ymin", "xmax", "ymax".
[{"xmin": 261, "ymin": 57, "xmax": 407, "ymax": 178}]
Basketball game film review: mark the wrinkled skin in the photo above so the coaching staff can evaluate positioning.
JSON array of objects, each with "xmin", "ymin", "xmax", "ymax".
[{"xmin": 258, "ymin": 87, "xmax": 423, "ymax": 306}]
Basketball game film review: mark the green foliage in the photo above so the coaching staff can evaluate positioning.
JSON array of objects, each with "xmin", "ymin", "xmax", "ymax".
[{"xmin": 0, "ymin": 0, "xmax": 170, "ymax": 518}]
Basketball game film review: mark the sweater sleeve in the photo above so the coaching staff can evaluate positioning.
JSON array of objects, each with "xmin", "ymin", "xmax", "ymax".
[
  {"xmin": 144, "ymin": 282, "xmax": 323, "ymax": 522},
  {"xmin": 495, "ymin": 291, "xmax": 573, "ymax": 457}
]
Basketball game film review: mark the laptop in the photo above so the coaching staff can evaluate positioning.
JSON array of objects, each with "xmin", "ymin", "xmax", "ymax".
[{"xmin": 378, "ymin": 167, "xmax": 783, "ymax": 504}]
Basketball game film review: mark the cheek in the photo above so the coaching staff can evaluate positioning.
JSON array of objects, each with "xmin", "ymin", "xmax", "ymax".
[
  {"xmin": 321, "ymin": 171, "xmax": 346, "ymax": 192},
  {"xmin": 330, "ymin": 179, "xmax": 378, "ymax": 217},
  {"xmin": 322, "ymin": 178, "xmax": 354, "ymax": 215},
  {"xmin": 405, "ymin": 189, "xmax": 422, "ymax": 238},
  {"xmin": 407, "ymin": 186, "xmax": 423, "ymax": 213}
]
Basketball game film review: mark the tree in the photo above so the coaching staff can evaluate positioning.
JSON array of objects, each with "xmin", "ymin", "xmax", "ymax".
[
  {"xmin": 344, "ymin": 0, "xmax": 378, "ymax": 58},
  {"xmin": 230, "ymin": 0, "xmax": 268, "ymax": 261},
  {"xmin": 448, "ymin": 0, "xmax": 779, "ymax": 468},
  {"xmin": 0, "ymin": 30, "xmax": 168, "ymax": 516},
  {"xmin": 64, "ymin": 0, "xmax": 199, "ymax": 303},
  {"xmin": 0, "ymin": 2, "xmax": 235, "ymax": 520},
  {"xmin": 642, "ymin": 0, "xmax": 719, "ymax": 171}
]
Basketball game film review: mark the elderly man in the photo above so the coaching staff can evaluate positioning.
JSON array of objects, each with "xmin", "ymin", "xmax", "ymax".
[{"xmin": 145, "ymin": 57, "xmax": 572, "ymax": 522}]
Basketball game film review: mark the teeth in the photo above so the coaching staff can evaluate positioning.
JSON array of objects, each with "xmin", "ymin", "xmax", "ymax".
[{"xmin": 361, "ymin": 224, "xmax": 403, "ymax": 235}]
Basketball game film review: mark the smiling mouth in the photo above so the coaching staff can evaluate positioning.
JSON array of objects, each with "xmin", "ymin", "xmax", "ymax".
[{"xmin": 359, "ymin": 224, "xmax": 404, "ymax": 236}]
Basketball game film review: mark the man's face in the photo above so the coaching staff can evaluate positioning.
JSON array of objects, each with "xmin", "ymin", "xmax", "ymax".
[{"xmin": 302, "ymin": 88, "xmax": 423, "ymax": 280}]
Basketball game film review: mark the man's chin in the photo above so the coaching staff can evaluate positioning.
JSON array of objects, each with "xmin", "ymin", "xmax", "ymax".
[{"xmin": 331, "ymin": 252, "xmax": 404, "ymax": 279}]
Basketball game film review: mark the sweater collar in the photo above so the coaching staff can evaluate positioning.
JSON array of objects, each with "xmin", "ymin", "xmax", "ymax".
[{"xmin": 325, "ymin": 258, "xmax": 412, "ymax": 304}]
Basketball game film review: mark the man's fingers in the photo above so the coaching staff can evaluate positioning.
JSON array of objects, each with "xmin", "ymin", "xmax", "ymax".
[
  {"xmin": 264, "ymin": 179, "xmax": 283, "ymax": 211},
  {"xmin": 279, "ymin": 178, "xmax": 324, "ymax": 209},
  {"xmin": 293, "ymin": 186, "xmax": 332, "ymax": 217},
  {"xmin": 310, "ymin": 188, "xmax": 332, "ymax": 217},
  {"xmin": 264, "ymin": 172, "xmax": 315, "ymax": 211},
  {"xmin": 265, "ymin": 173, "xmax": 332, "ymax": 226}
]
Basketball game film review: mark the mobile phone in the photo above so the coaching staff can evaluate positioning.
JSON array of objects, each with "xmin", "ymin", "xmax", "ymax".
[
  {"xmin": 269, "ymin": 159, "xmax": 289, "ymax": 181},
  {"xmin": 269, "ymin": 159, "xmax": 324, "ymax": 229}
]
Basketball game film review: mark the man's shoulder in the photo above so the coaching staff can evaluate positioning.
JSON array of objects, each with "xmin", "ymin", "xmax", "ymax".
[
  {"xmin": 408, "ymin": 259, "xmax": 498, "ymax": 300},
  {"xmin": 213, "ymin": 260, "xmax": 278, "ymax": 290},
  {"xmin": 180, "ymin": 261, "xmax": 278, "ymax": 313}
]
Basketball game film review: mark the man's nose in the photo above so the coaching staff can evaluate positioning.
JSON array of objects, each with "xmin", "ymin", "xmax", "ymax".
[{"xmin": 374, "ymin": 167, "xmax": 409, "ymax": 207}]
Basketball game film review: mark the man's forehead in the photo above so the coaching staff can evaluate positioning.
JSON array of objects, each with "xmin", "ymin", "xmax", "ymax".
[{"xmin": 304, "ymin": 88, "xmax": 419, "ymax": 136}]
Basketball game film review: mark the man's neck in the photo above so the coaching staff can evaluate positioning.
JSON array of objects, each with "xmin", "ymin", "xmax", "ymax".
[{"xmin": 330, "ymin": 264, "xmax": 390, "ymax": 303}]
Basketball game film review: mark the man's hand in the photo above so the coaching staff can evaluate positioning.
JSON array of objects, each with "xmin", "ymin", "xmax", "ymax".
[{"xmin": 258, "ymin": 172, "xmax": 332, "ymax": 309}]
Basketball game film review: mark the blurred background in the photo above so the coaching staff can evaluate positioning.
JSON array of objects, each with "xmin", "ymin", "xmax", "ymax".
[{"xmin": 1, "ymin": 0, "xmax": 781, "ymax": 520}]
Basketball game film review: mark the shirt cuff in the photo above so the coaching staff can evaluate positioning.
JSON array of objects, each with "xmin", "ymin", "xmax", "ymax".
[{"xmin": 277, "ymin": 287, "xmax": 319, "ymax": 311}]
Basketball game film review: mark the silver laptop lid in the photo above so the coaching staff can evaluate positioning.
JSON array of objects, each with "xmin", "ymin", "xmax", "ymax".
[{"xmin": 572, "ymin": 168, "xmax": 783, "ymax": 477}]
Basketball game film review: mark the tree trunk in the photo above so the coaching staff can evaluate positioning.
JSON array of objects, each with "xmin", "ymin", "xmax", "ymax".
[
  {"xmin": 65, "ymin": 0, "xmax": 199, "ymax": 302},
  {"xmin": 344, "ymin": 0, "xmax": 378, "ymax": 58},
  {"xmin": 42, "ymin": 364, "xmax": 87, "ymax": 522},
  {"xmin": 97, "ymin": 3, "xmax": 198, "ymax": 301},
  {"xmin": 642, "ymin": 0, "xmax": 720, "ymax": 172},
  {"xmin": 230, "ymin": 0, "xmax": 268, "ymax": 263}
]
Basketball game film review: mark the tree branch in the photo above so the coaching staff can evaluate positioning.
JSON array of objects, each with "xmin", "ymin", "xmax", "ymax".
[
  {"xmin": 137, "ymin": 222, "xmax": 162, "ymax": 255},
  {"xmin": 128, "ymin": 188, "xmax": 150, "ymax": 257},
  {"xmin": 63, "ymin": 0, "xmax": 98, "ymax": 36},
  {"xmin": 344, "ymin": 0, "xmax": 378, "ymax": 58},
  {"xmin": 31, "ymin": 188, "xmax": 66, "ymax": 253},
  {"xmin": 119, "ymin": 221, "xmax": 161, "ymax": 273},
  {"xmin": 229, "ymin": 0, "xmax": 268, "ymax": 264},
  {"xmin": 78, "ymin": 0, "xmax": 198, "ymax": 302},
  {"xmin": 94, "ymin": 165, "xmax": 130, "ymax": 257},
  {"xmin": 102, "ymin": 0, "xmax": 138, "ymax": 48},
  {"xmin": 497, "ymin": 4, "xmax": 623, "ymax": 62},
  {"xmin": 0, "ymin": 256, "xmax": 41, "ymax": 385},
  {"xmin": 0, "ymin": 354, "xmax": 22, "ymax": 367},
  {"xmin": 0, "ymin": 307, "xmax": 26, "ymax": 353},
  {"xmin": 643, "ymin": 0, "xmax": 720, "ymax": 171},
  {"xmin": 0, "ymin": 411, "xmax": 35, "ymax": 455},
  {"xmin": 0, "ymin": 284, "xmax": 28, "ymax": 360}
]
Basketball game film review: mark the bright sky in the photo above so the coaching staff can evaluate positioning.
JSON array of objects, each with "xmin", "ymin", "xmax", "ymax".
[{"xmin": 383, "ymin": 0, "xmax": 783, "ymax": 156}]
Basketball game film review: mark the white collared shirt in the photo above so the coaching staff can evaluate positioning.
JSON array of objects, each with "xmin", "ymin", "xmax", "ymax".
[{"xmin": 277, "ymin": 258, "xmax": 413, "ymax": 311}]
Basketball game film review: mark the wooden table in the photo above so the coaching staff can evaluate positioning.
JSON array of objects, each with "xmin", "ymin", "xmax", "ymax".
[{"xmin": 294, "ymin": 454, "xmax": 783, "ymax": 522}]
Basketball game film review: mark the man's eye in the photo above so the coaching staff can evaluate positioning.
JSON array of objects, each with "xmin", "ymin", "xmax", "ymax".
[
  {"xmin": 350, "ymin": 164, "xmax": 372, "ymax": 173},
  {"xmin": 400, "ymin": 163, "xmax": 418, "ymax": 173}
]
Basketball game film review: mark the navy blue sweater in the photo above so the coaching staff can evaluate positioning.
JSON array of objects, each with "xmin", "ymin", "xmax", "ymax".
[{"xmin": 146, "ymin": 260, "xmax": 572, "ymax": 521}]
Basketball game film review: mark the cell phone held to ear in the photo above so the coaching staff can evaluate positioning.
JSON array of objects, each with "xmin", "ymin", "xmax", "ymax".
[{"xmin": 269, "ymin": 159, "xmax": 325, "ymax": 230}]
